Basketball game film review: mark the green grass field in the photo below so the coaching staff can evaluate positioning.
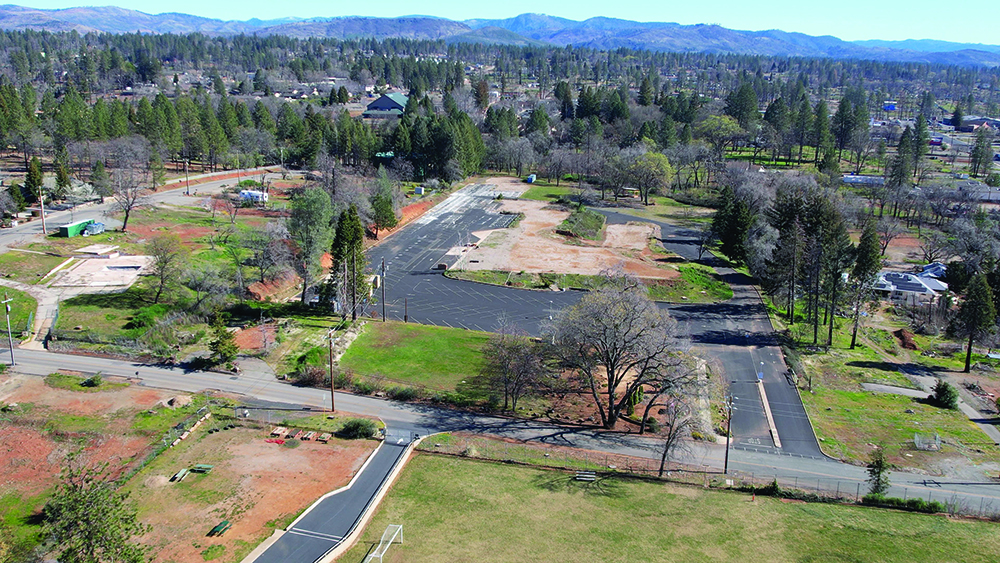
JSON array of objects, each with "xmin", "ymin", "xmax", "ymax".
[
  {"xmin": 0, "ymin": 251, "xmax": 66, "ymax": 285},
  {"xmin": 648, "ymin": 263, "xmax": 733, "ymax": 303},
  {"xmin": 339, "ymin": 321, "xmax": 489, "ymax": 390},
  {"xmin": 342, "ymin": 454, "xmax": 1000, "ymax": 563},
  {"xmin": 0, "ymin": 286, "xmax": 37, "ymax": 337},
  {"xmin": 519, "ymin": 183, "xmax": 576, "ymax": 202}
]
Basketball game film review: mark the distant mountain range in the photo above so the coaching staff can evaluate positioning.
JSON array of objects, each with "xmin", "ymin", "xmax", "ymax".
[{"xmin": 0, "ymin": 5, "xmax": 998, "ymax": 66}]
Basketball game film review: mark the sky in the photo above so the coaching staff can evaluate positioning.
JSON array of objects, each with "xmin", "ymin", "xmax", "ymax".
[{"xmin": 15, "ymin": 0, "xmax": 1000, "ymax": 45}]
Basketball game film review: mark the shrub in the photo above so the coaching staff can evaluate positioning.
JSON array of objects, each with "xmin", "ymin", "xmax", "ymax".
[
  {"xmin": 125, "ymin": 304, "xmax": 169, "ymax": 330},
  {"xmin": 333, "ymin": 371, "xmax": 354, "ymax": 390},
  {"xmin": 337, "ymin": 418, "xmax": 377, "ymax": 439},
  {"xmin": 81, "ymin": 374, "xmax": 102, "ymax": 388},
  {"xmin": 862, "ymin": 494, "xmax": 945, "ymax": 513},
  {"xmin": 931, "ymin": 379, "xmax": 959, "ymax": 410},
  {"xmin": 642, "ymin": 417, "xmax": 659, "ymax": 433},
  {"xmin": 387, "ymin": 386, "xmax": 420, "ymax": 401},
  {"xmin": 351, "ymin": 379, "xmax": 376, "ymax": 395},
  {"xmin": 294, "ymin": 366, "xmax": 328, "ymax": 388}
]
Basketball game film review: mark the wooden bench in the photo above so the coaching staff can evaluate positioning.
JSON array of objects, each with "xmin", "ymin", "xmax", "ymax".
[{"xmin": 207, "ymin": 520, "xmax": 231, "ymax": 537}]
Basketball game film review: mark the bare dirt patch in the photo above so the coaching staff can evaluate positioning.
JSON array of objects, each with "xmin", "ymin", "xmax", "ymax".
[
  {"xmin": 458, "ymin": 199, "xmax": 677, "ymax": 280},
  {"xmin": 0, "ymin": 372, "xmax": 174, "ymax": 498},
  {"xmin": 233, "ymin": 323, "xmax": 278, "ymax": 351},
  {"xmin": 129, "ymin": 427, "xmax": 375, "ymax": 563}
]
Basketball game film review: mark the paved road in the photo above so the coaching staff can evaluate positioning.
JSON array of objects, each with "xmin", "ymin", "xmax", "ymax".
[
  {"xmin": 253, "ymin": 439, "xmax": 410, "ymax": 563},
  {"xmin": 9, "ymin": 348, "xmax": 1000, "ymax": 514}
]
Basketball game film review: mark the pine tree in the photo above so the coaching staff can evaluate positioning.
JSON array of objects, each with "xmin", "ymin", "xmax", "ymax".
[
  {"xmin": 959, "ymin": 274, "xmax": 996, "ymax": 373},
  {"xmin": 850, "ymin": 220, "xmax": 881, "ymax": 349},
  {"xmin": 951, "ymin": 105, "xmax": 964, "ymax": 130},
  {"xmin": 370, "ymin": 167, "xmax": 398, "ymax": 239},
  {"xmin": 25, "ymin": 156, "xmax": 43, "ymax": 204},
  {"xmin": 209, "ymin": 312, "xmax": 239, "ymax": 366}
]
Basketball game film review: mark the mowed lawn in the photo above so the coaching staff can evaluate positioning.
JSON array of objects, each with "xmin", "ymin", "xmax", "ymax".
[
  {"xmin": 339, "ymin": 321, "xmax": 488, "ymax": 390},
  {"xmin": 341, "ymin": 455, "xmax": 1000, "ymax": 563}
]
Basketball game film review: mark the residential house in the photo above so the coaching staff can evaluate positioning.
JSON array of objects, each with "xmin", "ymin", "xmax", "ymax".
[
  {"xmin": 362, "ymin": 93, "xmax": 408, "ymax": 119},
  {"xmin": 874, "ymin": 271, "xmax": 948, "ymax": 305}
]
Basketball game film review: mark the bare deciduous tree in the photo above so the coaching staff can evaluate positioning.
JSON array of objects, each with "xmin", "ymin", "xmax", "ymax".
[
  {"xmin": 554, "ymin": 274, "xmax": 683, "ymax": 429},
  {"xmin": 877, "ymin": 217, "xmax": 904, "ymax": 256},
  {"xmin": 145, "ymin": 234, "xmax": 188, "ymax": 304},
  {"xmin": 239, "ymin": 221, "xmax": 291, "ymax": 284},
  {"xmin": 109, "ymin": 169, "xmax": 147, "ymax": 232},
  {"xmin": 479, "ymin": 318, "xmax": 546, "ymax": 412},
  {"xmin": 657, "ymin": 397, "xmax": 697, "ymax": 477}
]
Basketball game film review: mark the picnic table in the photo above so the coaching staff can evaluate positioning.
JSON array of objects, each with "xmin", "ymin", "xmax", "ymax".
[
  {"xmin": 191, "ymin": 464, "xmax": 214, "ymax": 474},
  {"xmin": 171, "ymin": 468, "xmax": 190, "ymax": 482}
]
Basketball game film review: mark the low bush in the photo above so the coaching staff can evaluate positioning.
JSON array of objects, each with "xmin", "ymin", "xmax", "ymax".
[
  {"xmin": 861, "ymin": 493, "xmax": 945, "ymax": 513},
  {"xmin": 387, "ymin": 386, "xmax": 421, "ymax": 401},
  {"xmin": 337, "ymin": 418, "xmax": 378, "ymax": 439},
  {"xmin": 81, "ymin": 374, "xmax": 102, "ymax": 388}
]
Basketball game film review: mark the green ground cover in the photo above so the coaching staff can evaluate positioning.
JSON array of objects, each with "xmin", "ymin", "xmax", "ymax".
[
  {"xmin": 557, "ymin": 206, "xmax": 606, "ymax": 240},
  {"xmin": 342, "ymin": 454, "xmax": 1000, "ymax": 563},
  {"xmin": 44, "ymin": 372, "xmax": 129, "ymax": 393},
  {"xmin": 339, "ymin": 321, "xmax": 488, "ymax": 391},
  {"xmin": 648, "ymin": 263, "xmax": 733, "ymax": 303},
  {"xmin": 518, "ymin": 183, "xmax": 576, "ymax": 202},
  {"xmin": 0, "ymin": 251, "xmax": 66, "ymax": 284}
]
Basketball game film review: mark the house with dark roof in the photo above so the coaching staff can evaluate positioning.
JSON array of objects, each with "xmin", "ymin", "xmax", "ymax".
[
  {"xmin": 362, "ymin": 93, "xmax": 408, "ymax": 119},
  {"xmin": 874, "ymin": 271, "xmax": 948, "ymax": 304}
]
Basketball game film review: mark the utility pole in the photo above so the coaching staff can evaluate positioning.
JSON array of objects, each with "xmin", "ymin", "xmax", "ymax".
[
  {"xmin": 404, "ymin": 297, "xmax": 408, "ymax": 323},
  {"xmin": 38, "ymin": 186, "xmax": 46, "ymax": 235},
  {"xmin": 723, "ymin": 394, "xmax": 734, "ymax": 474},
  {"xmin": 351, "ymin": 247, "xmax": 357, "ymax": 321},
  {"xmin": 2, "ymin": 293, "xmax": 14, "ymax": 366},
  {"xmin": 381, "ymin": 258, "xmax": 386, "ymax": 322},
  {"xmin": 327, "ymin": 328, "xmax": 336, "ymax": 412},
  {"xmin": 185, "ymin": 160, "xmax": 190, "ymax": 195},
  {"xmin": 342, "ymin": 261, "xmax": 348, "ymax": 320}
]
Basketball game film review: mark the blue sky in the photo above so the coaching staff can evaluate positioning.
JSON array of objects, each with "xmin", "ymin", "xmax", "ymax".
[{"xmin": 18, "ymin": 0, "xmax": 1000, "ymax": 45}]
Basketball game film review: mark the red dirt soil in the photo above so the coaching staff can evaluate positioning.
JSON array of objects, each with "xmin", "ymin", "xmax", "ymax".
[
  {"xmin": 233, "ymin": 323, "xmax": 278, "ymax": 351},
  {"xmin": 133, "ymin": 429, "xmax": 374, "ymax": 563},
  {"xmin": 0, "ymin": 372, "xmax": 175, "ymax": 498}
]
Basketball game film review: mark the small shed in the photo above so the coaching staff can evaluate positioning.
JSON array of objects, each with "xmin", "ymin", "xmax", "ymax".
[{"xmin": 59, "ymin": 219, "xmax": 95, "ymax": 238}]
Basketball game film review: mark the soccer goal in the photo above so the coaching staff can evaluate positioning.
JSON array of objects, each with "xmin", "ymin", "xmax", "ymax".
[{"xmin": 363, "ymin": 524, "xmax": 402, "ymax": 563}]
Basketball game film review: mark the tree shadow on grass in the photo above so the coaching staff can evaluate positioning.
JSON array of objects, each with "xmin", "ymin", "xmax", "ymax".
[
  {"xmin": 531, "ymin": 472, "xmax": 628, "ymax": 498},
  {"xmin": 62, "ymin": 287, "xmax": 149, "ymax": 310}
]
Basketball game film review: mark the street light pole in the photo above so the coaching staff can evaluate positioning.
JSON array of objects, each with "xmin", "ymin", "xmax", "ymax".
[
  {"xmin": 381, "ymin": 258, "xmax": 386, "ymax": 322},
  {"xmin": 723, "ymin": 394, "xmax": 734, "ymax": 474},
  {"xmin": 2, "ymin": 293, "xmax": 14, "ymax": 366}
]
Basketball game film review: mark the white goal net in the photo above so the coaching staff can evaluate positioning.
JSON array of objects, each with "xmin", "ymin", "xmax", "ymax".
[{"xmin": 363, "ymin": 524, "xmax": 402, "ymax": 563}]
